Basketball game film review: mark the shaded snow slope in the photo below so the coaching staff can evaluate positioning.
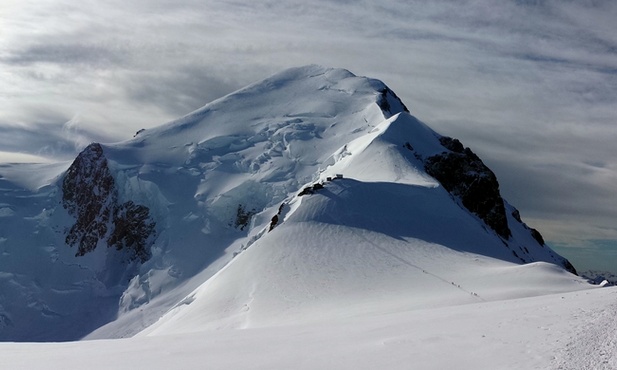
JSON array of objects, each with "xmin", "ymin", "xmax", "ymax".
[
  {"xmin": 0, "ymin": 65, "xmax": 582, "ymax": 341},
  {"xmin": 0, "ymin": 161, "xmax": 126, "ymax": 341}
]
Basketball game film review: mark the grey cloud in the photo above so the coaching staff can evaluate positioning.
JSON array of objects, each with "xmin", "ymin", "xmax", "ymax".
[
  {"xmin": 497, "ymin": 160, "xmax": 617, "ymax": 220},
  {"xmin": 1, "ymin": 0, "xmax": 616, "ymax": 249},
  {"xmin": 428, "ymin": 111, "xmax": 617, "ymax": 244},
  {"xmin": 3, "ymin": 43, "xmax": 129, "ymax": 68},
  {"xmin": 121, "ymin": 66, "xmax": 247, "ymax": 118},
  {"xmin": 0, "ymin": 115, "xmax": 117, "ymax": 161}
]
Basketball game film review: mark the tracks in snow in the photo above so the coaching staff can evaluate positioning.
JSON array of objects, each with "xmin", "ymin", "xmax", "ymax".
[{"xmin": 326, "ymin": 213, "xmax": 485, "ymax": 302}]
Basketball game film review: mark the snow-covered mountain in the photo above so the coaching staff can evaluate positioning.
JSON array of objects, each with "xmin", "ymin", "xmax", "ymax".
[{"xmin": 0, "ymin": 65, "xmax": 584, "ymax": 342}]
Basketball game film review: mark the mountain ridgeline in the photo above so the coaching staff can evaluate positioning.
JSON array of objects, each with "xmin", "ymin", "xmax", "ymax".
[
  {"xmin": 60, "ymin": 69, "xmax": 574, "ymax": 273},
  {"xmin": 424, "ymin": 137, "xmax": 510, "ymax": 239}
]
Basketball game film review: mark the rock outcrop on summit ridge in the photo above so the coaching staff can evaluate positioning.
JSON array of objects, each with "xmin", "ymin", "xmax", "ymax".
[{"xmin": 424, "ymin": 136, "xmax": 511, "ymax": 239}]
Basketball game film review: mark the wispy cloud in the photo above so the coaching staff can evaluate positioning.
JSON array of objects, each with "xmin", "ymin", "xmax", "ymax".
[
  {"xmin": 0, "ymin": 113, "xmax": 116, "ymax": 161},
  {"xmin": 1, "ymin": 0, "xmax": 616, "ymax": 251}
]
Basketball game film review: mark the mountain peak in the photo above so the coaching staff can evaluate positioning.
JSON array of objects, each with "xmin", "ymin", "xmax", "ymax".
[
  {"xmin": 123, "ymin": 65, "xmax": 406, "ymax": 154},
  {"xmin": 0, "ymin": 66, "xmax": 579, "ymax": 341}
]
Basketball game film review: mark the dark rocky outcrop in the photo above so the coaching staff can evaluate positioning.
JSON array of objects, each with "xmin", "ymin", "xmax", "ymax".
[
  {"xmin": 529, "ymin": 228, "xmax": 545, "ymax": 246},
  {"xmin": 269, "ymin": 202, "xmax": 286, "ymax": 232},
  {"xmin": 422, "ymin": 137, "xmax": 577, "ymax": 273},
  {"xmin": 269, "ymin": 214, "xmax": 279, "ymax": 232},
  {"xmin": 378, "ymin": 87, "xmax": 410, "ymax": 117},
  {"xmin": 424, "ymin": 137, "xmax": 511, "ymax": 239},
  {"xmin": 234, "ymin": 204, "xmax": 256, "ymax": 231},
  {"xmin": 62, "ymin": 143, "xmax": 156, "ymax": 262},
  {"xmin": 108, "ymin": 201, "xmax": 156, "ymax": 262},
  {"xmin": 298, "ymin": 183, "xmax": 324, "ymax": 196},
  {"xmin": 563, "ymin": 260, "xmax": 578, "ymax": 275},
  {"xmin": 63, "ymin": 143, "xmax": 115, "ymax": 256}
]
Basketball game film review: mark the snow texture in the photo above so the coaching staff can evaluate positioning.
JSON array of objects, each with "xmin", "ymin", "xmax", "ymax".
[{"xmin": 1, "ymin": 287, "xmax": 615, "ymax": 370}]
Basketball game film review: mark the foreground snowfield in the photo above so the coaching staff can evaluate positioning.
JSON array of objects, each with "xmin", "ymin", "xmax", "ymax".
[{"xmin": 1, "ymin": 286, "xmax": 615, "ymax": 370}]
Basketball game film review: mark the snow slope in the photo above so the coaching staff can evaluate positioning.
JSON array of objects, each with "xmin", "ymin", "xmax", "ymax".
[
  {"xmin": 139, "ymin": 176, "xmax": 589, "ymax": 336},
  {"xmin": 0, "ymin": 65, "xmax": 589, "ymax": 343},
  {"xmin": 1, "ymin": 287, "xmax": 615, "ymax": 370}
]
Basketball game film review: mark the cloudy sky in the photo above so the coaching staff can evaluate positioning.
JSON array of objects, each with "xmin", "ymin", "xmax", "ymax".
[{"xmin": 1, "ymin": 0, "xmax": 616, "ymax": 261}]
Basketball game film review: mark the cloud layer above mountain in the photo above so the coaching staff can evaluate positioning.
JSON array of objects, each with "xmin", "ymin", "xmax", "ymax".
[{"xmin": 1, "ymin": 0, "xmax": 616, "ymax": 248}]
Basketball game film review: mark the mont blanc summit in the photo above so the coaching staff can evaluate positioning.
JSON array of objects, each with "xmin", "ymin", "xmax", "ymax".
[{"xmin": 0, "ymin": 66, "xmax": 582, "ymax": 343}]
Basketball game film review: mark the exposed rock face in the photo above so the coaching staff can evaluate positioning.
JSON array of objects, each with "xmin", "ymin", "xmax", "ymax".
[
  {"xmin": 62, "ymin": 143, "xmax": 155, "ymax": 262},
  {"xmin": 269, "ymin": 202, "xmax": 287, "ymax": 232},
  {"xmin": 108, "ymin": 201, "xmax": 156, "ymax": 262},
  {"xmin": 420, "ymin": 136, "xmax": 577, "ymax": 274},
  {"xmin": 234, "ymin": 204, "xmax": 256, "ymax": 231},
  {"xmin": 378, "ymin": 87, "xmax": 410, "ymax": 117},
  {"xmin": 424, "ymin": 137, "xmax": 511, "ymax": 239},
  {"xmin": 63, "ymin": 143, "xmax": 115, "ymax": 256},
  {"xmin": 563, "ymin": 260, "xmax": 577, "ymax": 275}
]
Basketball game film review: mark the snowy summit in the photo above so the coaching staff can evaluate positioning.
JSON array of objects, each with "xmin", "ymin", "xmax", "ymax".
[{"xmin": 0, "ymin": 65, "xmax": 612, "ymax": 369}]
